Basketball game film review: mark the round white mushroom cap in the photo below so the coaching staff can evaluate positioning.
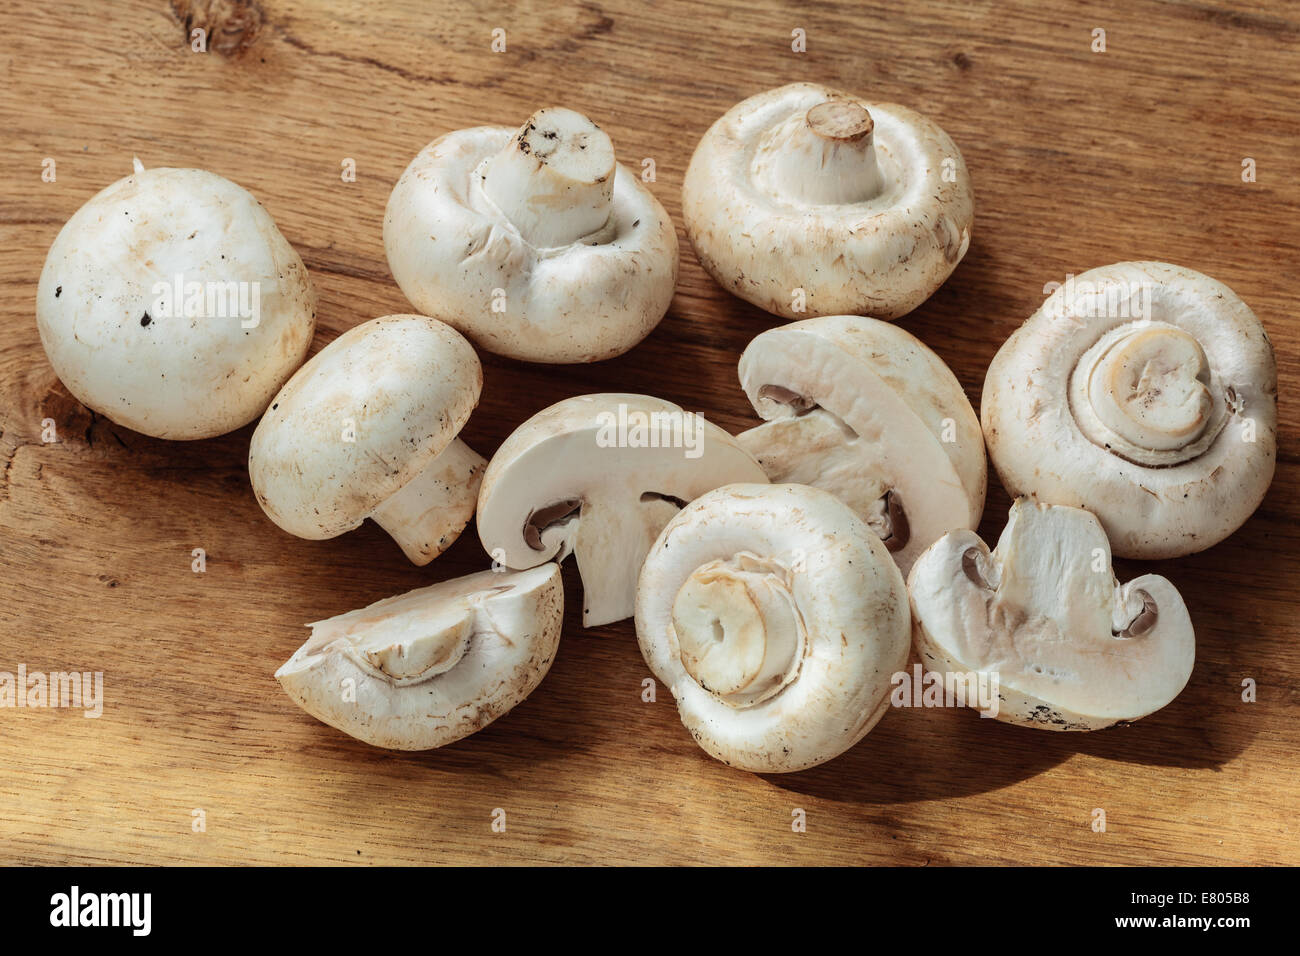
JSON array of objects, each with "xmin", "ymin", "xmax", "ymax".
[
  {"xmin": 384, "ymin": 107, "xmax": 679, "ymax": 363},
  {"xmin": 249, "ymin": 315, "xmax": 486, "ymax": 565},
  {"xmin": 36, "ymin": 160, "xmax": 317, "ymax": 439},
  {"xmin": 908, "ymin": 498, "xmax": 1195, "ymax": 731},
  {"xmin": 982, "ymin": 261, "xmax": 1277, "ymax": 558},
  {"xmin": 636, "ymin": 483, "xmax": 910, "ymax": 772},
  {"xmin": 682, "ymin": 83, "xmax": 974, "ymax": 320},
  {"xmin": 737, "ymin": 315, "xmax": 985, "ymax": 576},
  {"xmin": 476, "ymin": 393, "xmax": 768, "ymax": 627},
  {"xmin": 276, "ymin": 564, "xmax": 563, "ymax": 750}
]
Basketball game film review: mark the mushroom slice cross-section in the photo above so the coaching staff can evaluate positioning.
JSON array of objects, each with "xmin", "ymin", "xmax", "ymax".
[
  {"xmin": 908, "ymin": 498, "xmax": 1195, "ymax": 731},
  {"xmin": 635, "ymin": 483, "xmax": 911, "ymax": 773},
  {"xmin": 249, "ymin": 315, "xmax": 486, "ymax": 565},
  {"xmin": 476, "ymin": 393, "xmax": 769, "ymax": 627},
  {"xmin": 276, "ymin": 564, "xmax": 563, "ymax": 750},
  {"xmin": 737, "ymin": 315, "xmax": 985, "ymax": 576}
]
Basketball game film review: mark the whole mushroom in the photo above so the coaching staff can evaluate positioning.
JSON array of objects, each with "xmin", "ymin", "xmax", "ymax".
[
  {"xmin": 908, "ymin": 498, "xmax": 1196, "ymax": 730},
  {"xmin": 636, "ymin": 483, "xmax": 910, "ymax": 772},
  {"xmin": 682, "ymin": 83, "xmax": 973, "ymax": 320},
  {"xmin": 36, "ymin": 159, "xmax": 316, "ymax": 439},
  {"xmin": 736, "ymin": 315, "xmax": 986, "ymax": 576},
  {"xmin": 249, "ymin": 315, "xmax": 485, "ymax": 565},
  {"xmin": 384, "ymin": 107, "xmax": 679, "ymax": 363},
  {"xmin": 982, "ymin": 261, "xmax": 1277, "ymax": 558}
]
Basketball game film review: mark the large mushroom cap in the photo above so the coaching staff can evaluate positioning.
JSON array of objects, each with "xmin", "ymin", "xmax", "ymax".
[
  {"xmin": 35, "ymin": 162, "xmax": 317, "ymax": 439},
  {"xmin": 476, "ymin": 393, "xmax": 768, "ymax": 627},
  {"xmin": 737, "ymin": 315, "xmax": 985, "ymax": 575},
  {"xmin": 636, "ymin": 483, "xmax": 910, "ymax": 772},
  {"xmin": 249, "ymin": 315, "xmax": 485, "ymax": 563},
  {"xmin": 982, "ymin": 261, "xmax": 1277, "ymax": 558},
  {"xmin": 682, "ymin": 82, "xmax": 973, "ymax": 320},
  {"xmin": 276, "ymin": 564, "xmax": 563, "ymax": 750},
  {"xmin": 384, "ymin": 108, "xmax": 679, "ymax": 363},
  {"xmin": 908, "ymin": 498, "xmax": 1195, "ymax": 730}
]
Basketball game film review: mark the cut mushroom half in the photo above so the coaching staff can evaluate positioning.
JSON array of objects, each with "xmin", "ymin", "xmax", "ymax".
[
  {"xmin": 250, "ymin": 315, "xmax": 486, "ymax": 565},
  {"xmin": 636, "ymin": 483, "xmax": 910, "ymax": 772},
  {"xmin": 908, "ymin": 498, "xmax": 1195, "ymax": 731},
  {"xmin": 384, "ymin": 107, "xmax": 679, "ymax": 363},
  {"xmin": 276, "ymin": 565, "xmax": 563, "ymax": 750},
  {"xmin": 737, "ymin": 315, "xmax": 986, "ymax": 576},
  {"xmin": 682, "ymin": 83, "xmax": 974, "ymax": 319},
  {"xmin": 476, "ymin": 393, "xmax": 768, "ymax": 627},
  {"xmin": 982, "ymin": 261, "xmax": 1277, "ymax": 558}
]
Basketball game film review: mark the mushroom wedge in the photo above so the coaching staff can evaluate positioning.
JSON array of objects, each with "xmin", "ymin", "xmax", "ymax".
[
  {"xmin": 737, "ymin": 315, "xmax": 985, "ymax": 576},
  {"xmin": 477, "ymin": 393, "xmax": 768, "ymax": 627},
  {"xmin": 276, "ymin": 565, "xmax": 563, "ymax": 750},
  {"xmin": 636, "ymin": 483, "xmax": 910, "ymax": 772},
  {"xmin": 908, "ymin": 499, "xmax": 1195, "ymax": 731}
]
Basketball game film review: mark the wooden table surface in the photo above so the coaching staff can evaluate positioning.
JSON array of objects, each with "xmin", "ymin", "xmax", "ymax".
[{"xmin": 1, "ymin": 0, "xmax": 1295, "ymax": 866}]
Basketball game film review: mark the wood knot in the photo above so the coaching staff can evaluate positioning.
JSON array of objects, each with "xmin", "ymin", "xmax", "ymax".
[{"xmin": 171, "ymin": 0, "xmax": 265, "ymax": 58}]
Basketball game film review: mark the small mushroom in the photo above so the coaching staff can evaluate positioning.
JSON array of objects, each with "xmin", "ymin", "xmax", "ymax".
[
  {"xmin": 983, "ymin": 261, "xmax": 1278, "ymax": 558},
  {"xmin": 384, "ymin": 107, "xmax": 679, "ymax": 363},
  {"xmin": 476, "ymin": 393, "xmax": 768, "ymax": 627},
  {"xmin": 682, "ymin": 83, "xmax": 974, "ymax": 320},
  {"xmin": 908, "ymin": 498, "xmax": 1195, "ymax": 731},
  {"xmin": 276, "ymin": 564, "xmax": 563, "ymax": 750},
  {"xmin": 249, "ymin": 315, "xmax": 486, "ymax": 565},
  {"xmin": 736, "ymin": 315, "xmax": 986, "ymax": 576},
  {"xmin": 36, "ymin": 159, "xmax": 316, "ymax": 439},
  {"xmin": 635, "ymin": 483, "xmax": 910, "ymax": 772}
]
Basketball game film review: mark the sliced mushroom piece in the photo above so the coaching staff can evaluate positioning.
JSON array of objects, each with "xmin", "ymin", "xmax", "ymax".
[
  {"xmin": 983, "ymin": 261, "xmax": 1278, "ymax": 558},
  {"xmin": 737, "ymin": 315, "xmax": 986, "ymax": 576},
  {"xmin": 636, "ymin": 483, "xmax": 910, "ymax": 772},
  {"xmin": 249, "ymin": 315, "xmax": 486, "ymax": 565},
  {"xmin": 908, "ymin": 498, "xmax": 1195, "ymax": 731},
  {"xmin": 276, "ymin": 565, "xmax": 563, "ymax": 750},
  {"xmin": 476, "ymin": 393, "xmax": 768, "ymax": 627}
]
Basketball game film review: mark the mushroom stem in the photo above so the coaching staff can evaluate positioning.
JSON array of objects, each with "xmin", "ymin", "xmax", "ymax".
[
  {"xmin": 750, "ymin": 98, "xmax": 884, "ymax": 205},
  {"xmin": 481, "ymin": 107, "xmax": 616, "ymax": 248},
  {"xmin": 370, "ymin": 438, "xmax": 487, "ymax": 566}
]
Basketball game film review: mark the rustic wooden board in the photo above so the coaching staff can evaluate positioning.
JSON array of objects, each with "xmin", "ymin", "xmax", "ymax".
[{"xmin": 1, "ymin": 0, "xmax": 1296, "ymax": 866}]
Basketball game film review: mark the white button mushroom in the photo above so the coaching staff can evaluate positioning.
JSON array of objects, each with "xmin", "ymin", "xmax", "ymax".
[
  {"xmin": 982, "ymin": 261, "xmax": 1278, "ymax": 558},
  {"xmin": 635, "ymin": 483, "xmax": 910, "ymax": 772},
  {"xmin": 249, "ymin": 315, "xmax": 486, "ymax": 565},
  {"xmin": 736, "ymin": 315, "xmax": 986, "ymax": 576},
  {"xmin": 36, "ymin": 159, "xmax": 317, "ymax": 439},
  {"xmin": 276, "ymin": 564, "xmax": 563, "ymax": 750},
  {"xmin": 682, "ymin": 83, "xmax": 974, "ymax": 320},
  {"xmin": 908, "ymin": 498, "xmax": 1195, "ymax": 730},
  {"xmin": 384, "ymin": 108, "xmax": 679, "ymax": 363},
  {"xmin": 476, "ymin": 393, "xmax": 768, "ymax": 627}
]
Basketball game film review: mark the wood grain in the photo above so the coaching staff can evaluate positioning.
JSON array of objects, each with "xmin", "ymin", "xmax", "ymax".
[{"xmin": 1, "ymin": 0, "xmax": 1296, "ymax": 865}]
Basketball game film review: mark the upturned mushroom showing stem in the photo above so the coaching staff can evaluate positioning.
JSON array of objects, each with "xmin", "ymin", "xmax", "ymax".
[{"xmin": 751, "ymin": 99, "xmax": 884, "ymax": 205}]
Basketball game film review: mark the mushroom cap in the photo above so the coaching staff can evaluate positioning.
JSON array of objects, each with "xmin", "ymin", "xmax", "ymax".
[
  {"xmin": 477, "ymin": 393, "xmax": 768, "ymax": 626},
  {"xmin": 383, "ymin": 121, "xmax": 679, "ymax": 363},
  {"xmin": 636, "ymin": 482, "xmax": 910, "ymax": 772},
  {"xmin": 738, "ymin": 315, "xmax": 985, "ymax": 575},
  {"xmin": 35, "ymin": 165, "xmax": 316, "ymax": 439},
  {"xmin": 276, "ymin": 564, "xmax": 563, "ymax": 750},
  {"xmin": 982, "ymin": 261, "xmax": 1277, "ymax": 558},
  {"xmin": 682, "ymin": 82, "xmax": 973, "ymax": 320},
  {"xmin": 908, "ymin": 498, "xmax": 1195, "ymax": 730},
  {"xmin": 249, "ymin": 315, "xmax": 482, "ymax": 539}
]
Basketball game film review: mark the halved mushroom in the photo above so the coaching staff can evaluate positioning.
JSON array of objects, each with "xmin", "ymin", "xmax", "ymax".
[
  {"xmin": 908, "ymin": 498, "xmax": 1195, "ymax": 730},
  {"xmin": 636, "ymin": 483, "xmax": 910, "ymax": 772},
  {"xmin": 682, "ymin": 83, "xmax": 974, "ymax": 319},
  {"xmin": 249, "ymin": 315, "xmax": 486, "ymax": 565},
  {"xmin": 384, "ymin": 107, "xmax": 679, "ymax": 363},
  {"xmin": 36, "ymin": 159, "xmax": 316, "ymax": 439},
  {"xmin": 983, "ymin": 261, "xmax": 1277, "ymax": 558},
  {"xmin": 276, "ymin": 565, "xmax": 563, "ymax": 750},
  {"xmin": 476, "ymin": 393, "xmax": 768, "ymax": 627},
  {"xmin": 737, "ymin": 315, "xmax": 985, "ymax": 576}
]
